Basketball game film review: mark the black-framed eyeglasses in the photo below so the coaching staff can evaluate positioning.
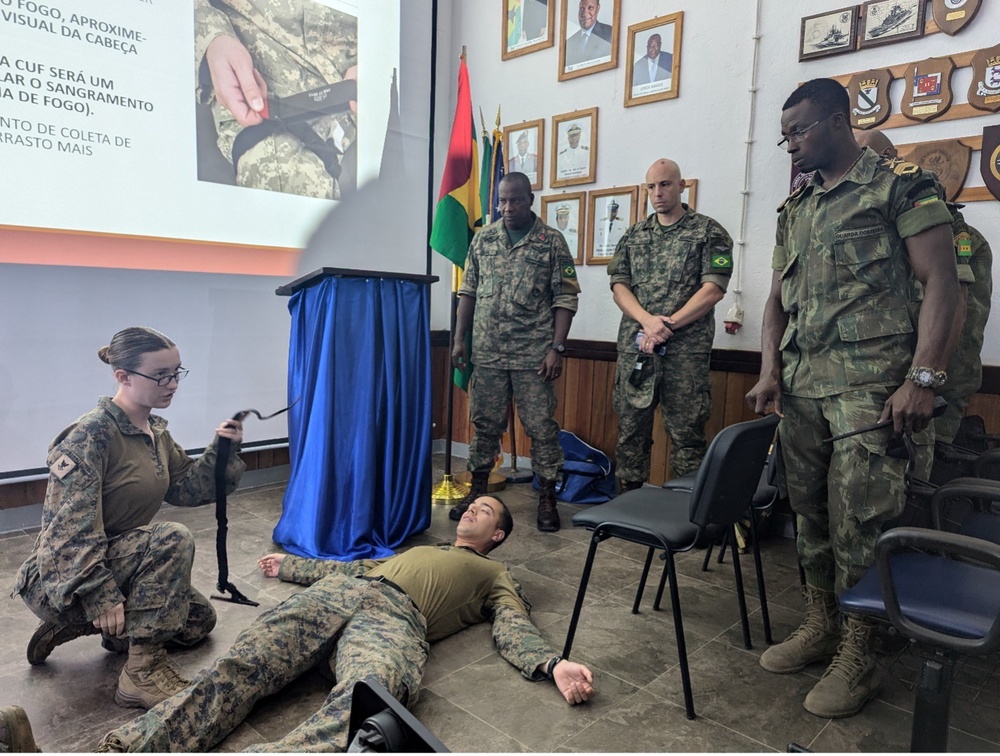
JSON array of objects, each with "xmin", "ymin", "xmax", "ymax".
[
  {"xmin": 777, "ymin": 113, "xmax": 833, "ymax": 149},
  {"xmin": 128, "ymin": 368, "xmax": 190, "ymax": 387}
]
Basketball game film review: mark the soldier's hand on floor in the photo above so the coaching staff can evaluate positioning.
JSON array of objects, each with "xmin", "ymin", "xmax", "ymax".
[
  {"xmin": 880, "ymin": 382, "xmax": 934, "ymax": 434},
  {"xmin": 205, "ymin": 34, "xmax": 269, "ymax": 127},
  {"xmin": 552, "ymin": 660, "xmax": 595, "ymax": 704},
  {"xmin": 93, "ymin": 602, "xmax": 126, "ymax": 637},
  {"xmin": 258, "ymin": 553, "xmax": 286, "ymax": 578}
]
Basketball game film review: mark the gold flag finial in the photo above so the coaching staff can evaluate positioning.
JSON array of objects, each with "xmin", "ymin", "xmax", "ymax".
[
  {"xmin": 479, "ymin": 106, "xmax": 488, "ymax": 137},
  {"xmin": 494, "ymin": 105, "xmax": 502, "ymax": 129}
]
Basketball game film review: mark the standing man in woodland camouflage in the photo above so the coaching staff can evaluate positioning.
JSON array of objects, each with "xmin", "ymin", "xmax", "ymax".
[
  {"xmin": 608, "ymin": 158, "xmax": 734, "ymax": 491},
  {"xmin": 747, "ymin": 79, "xmax": 958, "ymax": 719},
  {"xmin": 195, "ymin": 0, "xmax": 357, "ymax": 199},
  {"xmin": 450, "ymin": 173, "xmax": 581, "ymax": 532},
  {"xmin": 91, "ymin": 496, "xmax": 594, "ymax": 752}
]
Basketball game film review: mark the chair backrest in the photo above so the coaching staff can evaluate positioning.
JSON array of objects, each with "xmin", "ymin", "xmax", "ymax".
[{"xmin": 688, "ymin": 414, "xmax": 780, "ymax": 528}]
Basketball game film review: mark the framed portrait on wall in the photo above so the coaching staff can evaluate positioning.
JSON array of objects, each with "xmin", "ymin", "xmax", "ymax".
[
  {"xmin": 859, "ymin": 0, "xmax": 925, "ymax": 49},
  {"xmin": 541, "ymin": 191, "xmax": 586, "ymax": 263},
  {"xmin": 624, "ymin": 13, "xmax": 683, "ymax": 108},
  {"xmin": 551, "ymin": 107, "xmax": 597, "ymax": 188},
  {"xmin": 586, "ymin": 185, "xmax": 637, "ymax": 264},
  {"xmin": 503, "ymin": 119, "xmax": 544, "ymax": 190},
  {"xmin": 558, "ymin": 0, "xmax": 620, "ymax": 82},
  {"xmin": 503, "ymin": 0, "xmax": 555, "ymax": 60},
  {"xmin": 638, "ymin": 177, "xmax": 698, "ymax": 216},
  {"xmin": 798, "ymin": 6, "xmax": 858, "ymax": 61}
]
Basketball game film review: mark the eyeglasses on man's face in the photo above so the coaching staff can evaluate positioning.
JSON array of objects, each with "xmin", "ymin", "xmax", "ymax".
[
  {"xmin": 129, "ymin": 368, "xmax": 190, "ymax": 387},
  {"xmin": 777, "ymin": 113, "xmax": 833, "ymax": 149}
]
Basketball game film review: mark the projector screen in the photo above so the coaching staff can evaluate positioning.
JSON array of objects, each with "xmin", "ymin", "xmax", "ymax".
[{"xmin": 0, "ymin": 0, "xmax": 435, "ymax": 474}]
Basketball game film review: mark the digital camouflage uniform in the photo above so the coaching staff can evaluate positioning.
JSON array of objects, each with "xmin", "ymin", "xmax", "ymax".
[
  {"xmin": 99, "ymin": 545, "xmax": 558, "ymax": 752},
  {"xmin": 934, "ymin": 207, "xmax": 993, "ymax": 442},
  {"xmin": 608, "ymin": 207, "xmax": 733, "ymax": 480},
  {"xmin": 773, "ymin": 149, "xmax": 952, "ymax": 594},
  {"xmin": 459, "ymin": 215, "xmax": 581, "ymax": 480},
  {"xmin": 194, "ymin": 0, "xmax": 357, "ymax": 199},
  {"xmin": 13, "ymin": 397, "xmax": 245, "ymax": 649}
]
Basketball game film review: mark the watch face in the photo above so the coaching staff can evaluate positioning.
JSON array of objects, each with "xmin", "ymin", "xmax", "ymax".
[{"xmin": 918, "ymin": 369, "xmax": 933, "ymax": 383}]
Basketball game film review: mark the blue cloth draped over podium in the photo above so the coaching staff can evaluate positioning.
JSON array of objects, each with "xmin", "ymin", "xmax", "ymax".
[{"xmin": 274, "ymin": 268, "xmax": 438, "ymax": 560}]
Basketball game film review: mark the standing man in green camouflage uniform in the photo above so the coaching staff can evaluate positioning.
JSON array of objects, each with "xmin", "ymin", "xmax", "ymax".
[
  {"xmin": 856, "ymin": 129, "xmax": 993, "ymax": 443},
  {"xmin": 747, "ymin": 79, "xmax": 959, "ymax": 718},
  {"xmin": 608, "ymin": 159, "xmax": 734, "ymax": 490},
  {"xmin": 195, "ymin": 0, "xmax": 357, "ymax": 199},
  {"xmin": 94, "ymin": 496, "xmax": 595, "ymax": 752},
  {"xmin": 450, "ymin": 172, "xmax": 581, "ymax": 532}
]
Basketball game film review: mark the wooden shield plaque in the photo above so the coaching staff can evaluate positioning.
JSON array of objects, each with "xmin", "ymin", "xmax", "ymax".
[
  {"xmin": 931, "ymin": 0, "xmax": 982, "ymax": 35},
  {"xmin": 902, "ymin": 140, "xmax": 971, "ymax": 200},
  {"xmin": 901, "ymin": 56, "xmax": 955, "ymax": 122},
  {"xmin": 968, "ymin": 44, "xmax": 1000, "ymax": 113},
  {"xmin": 848, "ymin": 69, "xmax": 893, "ymax": 129},
  {"xmin": 981, "ymin": 124, "xmax": 1000, "ymax": 201}
]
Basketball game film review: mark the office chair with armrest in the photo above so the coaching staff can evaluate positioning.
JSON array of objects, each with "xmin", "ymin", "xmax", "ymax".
[{"xmin": 562, "ymin": 413, "xmax": 780, "ymax": 719}]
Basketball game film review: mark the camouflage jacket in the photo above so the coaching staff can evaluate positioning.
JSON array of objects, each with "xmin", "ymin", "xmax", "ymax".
[
  {"xmin": 460, "ymin": 215, "xmax": 581, "ymax": 370},
  {"xmin": 945, "ymin": 207, "xmax": 993, "ymax": 396},
  {"xmin": 607, "ymin": 207, "xmax": 733, "ymax": 354},
  {"xmin": 194, "ymin": 0, "xmax": 357, "ymax": 161},
  {"xmin": 278, "ymin": 545, "xmax": 558, "ymax": 678},
  {"xmin": 773, "ymin": 148, "xmax": 953, "ymax": 398},
  {"xmin": 13, "ymin": 397, "xmax": 245, "ymax": 621}
]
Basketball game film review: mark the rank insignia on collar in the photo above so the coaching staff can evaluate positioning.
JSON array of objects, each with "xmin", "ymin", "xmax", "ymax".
[
  {"xmin": 51, "ymin": 454, "xmax": 76, "ymax": 479},
  {"xmin": 711, "ymin": 253, "xmax": 732, "ymax": 270}
]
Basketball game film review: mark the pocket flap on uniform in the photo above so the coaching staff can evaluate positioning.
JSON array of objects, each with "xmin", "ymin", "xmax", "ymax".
[{"xmin": 837, "ymin": 308, "xmax": 913, "ymax": 343}]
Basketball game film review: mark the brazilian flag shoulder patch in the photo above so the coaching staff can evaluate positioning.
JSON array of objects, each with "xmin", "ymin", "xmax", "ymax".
[
  {"xmin": 956, "ymin": 231, "xmax": 973, "ymax": 258},
  {"xmin": 710, "ymin": 252, "xmax": 733, "ymax": 270},
  {"xmin": 562, "ymin": 263, "xmax": 578, "ymax": 279}
]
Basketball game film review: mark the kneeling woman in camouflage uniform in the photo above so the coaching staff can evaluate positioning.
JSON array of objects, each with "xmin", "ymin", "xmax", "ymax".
[{"xmin": 13, "ymin": 327, "xmax": 245, "ymax": 709}]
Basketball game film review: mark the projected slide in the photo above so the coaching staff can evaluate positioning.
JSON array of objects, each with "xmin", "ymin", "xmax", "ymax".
[{"xmin": 0, "ymin": 0, "xmax": 402, "ymax": 253}]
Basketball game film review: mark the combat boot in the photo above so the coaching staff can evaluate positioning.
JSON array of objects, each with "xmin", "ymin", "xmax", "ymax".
[
  {"xmin": 617, "ymin": 478, "xmax": 644, "ymax": 495},
  {"xmin": 760, "ymin": 584, "xmax": 840, "ymax": 673},
  {"xmin": 26, "ymin": 620, "xmax": 99, "ymax": 665},
  {"xmin": 804, "ymin": 615, "xmax": 881, "ymax": 718},
  {"xmin": 115, "ymin": 648, "xmax": 191, "ymax": 709},
  {"xmin": 0, "ymin": 705, "xmax": 40, "ymax": 752},
  {"xmin": 102, "ymin": 634, "xmax": 129, "ymax": 655},
  {"xmin": 537, "ymin": 477, "xmax": 560, "ymax": 532},
  {"xmin": 449, "ymin": 470, "xmax": 490, "ymax": 521}
]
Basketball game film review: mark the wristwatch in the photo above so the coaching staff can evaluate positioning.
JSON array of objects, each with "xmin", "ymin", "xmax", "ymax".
[
  {"xmin": 545, "ymin": 655, "xmax": 563, "ymax": 679},
  {"xmin": 550, "ymin": 343, "xmax": 566, "ymax": 354},
  {"xmin": 906, "ymin": 365, "xmax": 947, "ymax": 389}
]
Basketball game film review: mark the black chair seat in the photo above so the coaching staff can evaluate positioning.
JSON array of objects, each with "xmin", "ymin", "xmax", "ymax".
[
  {"xmin": 661, "ymin": 473, "xmax": 696, "ymax": 491},
  {"xmin": 840, "ymin": 552, "xmax": 1000, "ymax": 640}
]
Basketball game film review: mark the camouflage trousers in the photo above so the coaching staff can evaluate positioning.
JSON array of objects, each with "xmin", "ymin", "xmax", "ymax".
[
  {"xmin": 468, "ymin": 366, "xmax": 563, "ymax": 480},
  {"xmin": 100, "ymin": 575, "xmax": 428, "ymax": 753},
  {"xmin": 18, "ymin": 522, "xmax": 215, "ymax": 648},
  {"xmin": 778, "ymin": 390, "xmax": 933, "ymax": 595},
  {"xmin": 613, "ymin": 351, "xmax": 711, "ymax": 481},
  {"xmin": 932, "ymin": 383, "xmax": 977, "ymax": 444}
]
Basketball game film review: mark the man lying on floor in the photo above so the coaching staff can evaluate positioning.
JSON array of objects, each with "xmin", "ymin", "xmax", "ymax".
[{"xmin": 84, "ymin": 494, "xmax": 595, "ymax": 752}]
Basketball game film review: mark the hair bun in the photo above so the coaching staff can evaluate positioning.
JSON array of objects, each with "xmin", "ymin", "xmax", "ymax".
[{"xmin": 98, "ymin": 345, "xmax": 112, "ymax": 364}]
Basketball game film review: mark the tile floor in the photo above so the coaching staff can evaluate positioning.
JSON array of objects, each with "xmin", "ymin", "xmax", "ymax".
[{"xmin": 2, "ymin": 456, "xmax": 999, "ymax": 752}]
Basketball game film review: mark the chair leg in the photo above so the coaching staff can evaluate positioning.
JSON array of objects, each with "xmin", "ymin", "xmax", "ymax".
[
  {"xmin": 663, "ymin": 549, "xmax": 696, "ymax": 720},
  {"xmin": 653, "ymin": 552, "xmax": 668, "ymax": 611},
  {"xmin": 717, "ymin": 530, "xmax": 729, "ymax": 564},
  {"xmin": 729, "ymin": 527, "xmax": 752, "ymax": 650},
  {"xmin": 562, "ymin": 532, "xmax": 601, "ymax": 659},
  {"xmin": 748, "ymin": 508, "xmax": 773, "ymax": 644},
  {"xmin": 910, "ymin": 656, "xmax": 954, "ymax": 753},
  {"xmin": 633, "ymin": 547, "xmax": 655, "ymax": 614},
  {"xmin": 701, "ymin": 542, "xmax": 714, "ymax": 572}
]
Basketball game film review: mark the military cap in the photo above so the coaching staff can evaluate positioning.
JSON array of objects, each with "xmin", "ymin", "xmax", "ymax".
[
  {"xmin": 567, "ymin": 123, "xmax": 582, "ymax": 135},
  {"xmin": 517, "ymin": 130, "xmax": 530, "ymax": 142},
  {"xmin": 556, "ymin": 204, "xmax": 570, "ymax": 216}
]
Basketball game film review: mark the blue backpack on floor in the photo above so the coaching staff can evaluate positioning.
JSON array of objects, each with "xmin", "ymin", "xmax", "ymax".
[{"xmin": 533, "ymin": 430, "xmax": 615, "ymax": 504}]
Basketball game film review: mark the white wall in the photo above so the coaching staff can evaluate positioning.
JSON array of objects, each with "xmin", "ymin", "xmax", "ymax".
[{"xmin": 433, "ymin": 0, "xmax": 1000, "ymax": 367}]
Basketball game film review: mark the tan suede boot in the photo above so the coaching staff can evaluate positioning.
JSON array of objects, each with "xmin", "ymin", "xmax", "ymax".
[
  {"xmin": 115, "ymin": 648, "xmax": 191, "ymax": 709},
  {"xmin": 449, "ymin": 470, "xmax": 490, "ymax": 521},
  {"xmin": 26, "ymin": 620, "xmax": 99, "ymax": 665},
  {"xmin": 0, "ymin": 706, "xmax": 40, "ymax": 752},
  {"xmin": 760, "ymin": 585, "xmax": 840, "ymax": 673},
  {"xmin": 803, "ymin": 615, "xmax": 881, "ymax": 718}
]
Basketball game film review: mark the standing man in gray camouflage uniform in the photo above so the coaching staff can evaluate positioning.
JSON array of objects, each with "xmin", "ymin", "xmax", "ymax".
[
  {"xmin": 450, "ymin": 172, "xmax": 581, "ymax": 532},
  {"xmin": 93, "ymin": 496, "xmax": 595, "ymax": 752},
  {"xmin": 747, "ymin": 79, "xmax": 958, "ymax": 719},
  {"xmin": 195, "ymin": 0, "xmax": 357, "ymax": 199},
  {"xmin": 608, "ymin": 158, "xmax": 734, "ymax": 491}
]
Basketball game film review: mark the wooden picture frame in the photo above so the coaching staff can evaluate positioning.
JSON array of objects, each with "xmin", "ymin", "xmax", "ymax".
[
  {"xmin": 624, "ymin": 13, "xmax": 683, "ymax": 108},
  {"xmin": 541, "ymin": 191, "xmax": 586, "ymax": 264},
  {"xmin": 503, "ymin": 0, "xmax": 555, "ymax": 60},
  {"xmin": 638, "ymin": 177, "xmax": 698, "ymax": 216},
  {"xmin": 551, "ymin": 107, "xmax": 598, "ymax": 188},
  {"xmin": 586, "ymin": 185, "xmax": 637, "ymax": 264},
  {"xmin": 558, "ymin": 0, "xmax": 620, "ymax": 82},
  {"xmin": 504, "ymin": 119, "xmax": 545, "ymax": 190},
  {"xmin": 859, "ymin": 0, "xmax": 925, "ymax": 49},
  {"xmin": 799, "ymin": 6, "xmax": 859, "ymax": 61}
]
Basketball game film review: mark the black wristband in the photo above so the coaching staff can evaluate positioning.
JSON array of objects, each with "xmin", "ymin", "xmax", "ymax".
[{"xmin": 546, "ymin": 655, "xmax": 562, "ymax": 679}]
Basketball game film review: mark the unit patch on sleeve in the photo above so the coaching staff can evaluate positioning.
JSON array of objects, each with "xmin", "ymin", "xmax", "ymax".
[
  {"xmin": 51, "ymin": 454, "xmax": 77, "ymax": 480},
  {"xmin": 711, "ymin": 252, "xmax": 733, "ymax": 270}
]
